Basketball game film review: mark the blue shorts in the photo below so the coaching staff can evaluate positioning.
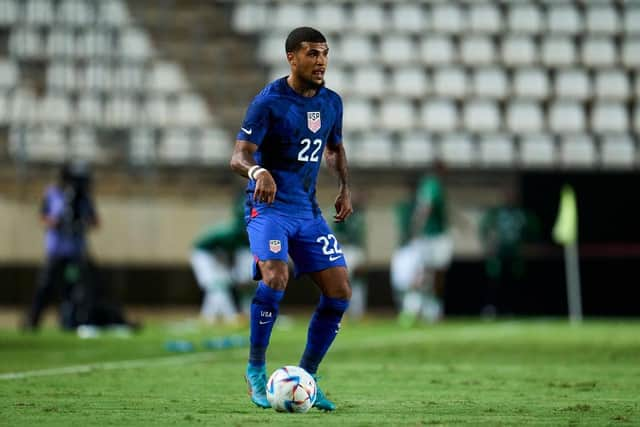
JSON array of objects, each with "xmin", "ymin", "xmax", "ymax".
[{"xmin": 246, "ymin": 210, "xmax": 347, "ymax": 279}]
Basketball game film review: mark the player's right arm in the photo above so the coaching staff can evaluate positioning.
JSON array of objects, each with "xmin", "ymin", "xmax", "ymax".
[{"xmin": 230, "ymin": 140, "xmax": 277, "ymax": 204}]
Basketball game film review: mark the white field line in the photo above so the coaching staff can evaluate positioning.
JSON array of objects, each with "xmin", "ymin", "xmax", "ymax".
[{"xmin": 0, "ymin": 352, "xmax": 215, "ymax": 381}]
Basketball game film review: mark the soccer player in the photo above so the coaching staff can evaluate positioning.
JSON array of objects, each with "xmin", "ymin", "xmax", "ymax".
[{"xmin": 230, "ymin": 27, "xmax": 352, "ymax": 411}]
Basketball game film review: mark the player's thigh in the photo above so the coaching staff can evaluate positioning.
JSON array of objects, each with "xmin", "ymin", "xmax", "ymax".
[
  {"xmin": 309, "ymin": 266, "xmax": 351, "ymax": 300},
  {"xmin": 246, "ymin": 213, "xmax": 290, "ymax": 282},
  {"xmin": 289, "ymin": 216, "xmax": 347, "ymax": 277}
]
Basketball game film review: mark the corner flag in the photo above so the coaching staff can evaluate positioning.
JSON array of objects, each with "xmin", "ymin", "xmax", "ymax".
[{"xmin": 552, "ymin": 184, "xmax": 582, "ymax": 324}]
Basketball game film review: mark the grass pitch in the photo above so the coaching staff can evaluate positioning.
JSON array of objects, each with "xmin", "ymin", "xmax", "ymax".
[{"xmin": 1, "ymin": 315, "xmax": 638, "ymax": 426}]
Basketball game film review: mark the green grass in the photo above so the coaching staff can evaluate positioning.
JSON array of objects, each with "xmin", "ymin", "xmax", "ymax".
[{"xmin": 1, "ymin": 316, "xmax": 639, "ymax": 426}]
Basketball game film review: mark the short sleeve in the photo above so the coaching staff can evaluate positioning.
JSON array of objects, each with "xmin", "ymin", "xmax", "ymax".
[
  {"xmin": 327, "ymin": 95, "xmax": 343, "ymax": 146},
  {"xmin": 417, "ymin": 177, "xmax": 439, "ymax": 205},
  {"xmin": 236, "ymin": 97, "xmax": 270, "ymax": 146}
]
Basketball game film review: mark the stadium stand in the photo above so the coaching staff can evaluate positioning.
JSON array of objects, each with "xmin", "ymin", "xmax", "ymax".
[{"xmin": 0, "ymin": 0, "xmax": 638, "ymax": 170}]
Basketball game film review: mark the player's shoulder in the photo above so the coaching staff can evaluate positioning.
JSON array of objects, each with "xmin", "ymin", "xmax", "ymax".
[{"xmin": 322, "ymin": 86, "xmax": 343, "ymax": 105}]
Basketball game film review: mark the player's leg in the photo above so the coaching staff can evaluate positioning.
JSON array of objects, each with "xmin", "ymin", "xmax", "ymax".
[
  {"xmin": 25, "ymin": 256, "xmax": 67, "ymax": 330},
  {"xmin": 244, "ymin": 214, "xmax": 291, "ymax": 408},
  {"xmin": 189, "ymin": 249, "xmax": 235, "ymax": 322}
]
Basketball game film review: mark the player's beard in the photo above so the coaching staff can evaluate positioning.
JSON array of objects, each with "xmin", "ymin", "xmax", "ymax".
[{"xmin": 303, "ymin": 74, "xmax": 325, "ymax": 90}]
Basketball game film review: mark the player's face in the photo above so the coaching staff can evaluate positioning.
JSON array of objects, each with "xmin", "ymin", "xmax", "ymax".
[{"xmin": 289, "ymin": 42, "xmax": 329, "ymax": 88}]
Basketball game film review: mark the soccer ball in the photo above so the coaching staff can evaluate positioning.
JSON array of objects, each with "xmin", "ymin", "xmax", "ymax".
[{"xmin": 266, "ymin": 366, "xmax": 317, "ymax": 413}]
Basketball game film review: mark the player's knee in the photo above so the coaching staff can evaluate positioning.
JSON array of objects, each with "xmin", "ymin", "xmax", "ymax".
[{"xmin": 259, "ymin": 262, "xmax": 289, "ymax": 291}]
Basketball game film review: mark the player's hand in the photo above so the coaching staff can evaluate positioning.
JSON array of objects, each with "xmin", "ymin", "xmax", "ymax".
[
  {"xmin": 253, "ymin": 171, "xmax": 277, "ymax": 204},
  {"xmin": 334, "ymin": 187, "xmax": 353, "ymax": 222}
]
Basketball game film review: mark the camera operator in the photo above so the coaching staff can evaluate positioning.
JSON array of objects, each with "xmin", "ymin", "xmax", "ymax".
[{"xmin": 25, "ymin": 161, "xmax": 99, "ymax": 330}]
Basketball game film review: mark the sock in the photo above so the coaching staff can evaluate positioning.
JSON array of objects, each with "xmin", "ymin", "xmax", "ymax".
[
  {"xmin": 299, "ymin": 295, "xmax": 349, "ymax": 375},
  {"xmin": 248, "ymin": 281, "xmax": 284, "ymax": 368}
]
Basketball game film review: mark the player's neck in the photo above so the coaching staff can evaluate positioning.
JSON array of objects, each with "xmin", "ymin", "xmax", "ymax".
[{"xmin": 286, "ymin": 75, "xmax": 318, "ymax": 98}]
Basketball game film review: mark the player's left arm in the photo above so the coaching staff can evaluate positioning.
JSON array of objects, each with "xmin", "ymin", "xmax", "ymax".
[{"xmin": 325, "ymin": 141, "xmax": 352, "ymax": 222}]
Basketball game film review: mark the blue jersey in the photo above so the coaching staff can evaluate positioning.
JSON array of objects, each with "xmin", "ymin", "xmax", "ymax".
[{"xmin": 237, "ymin": 77, "xmax": 343, "ymax": 219}]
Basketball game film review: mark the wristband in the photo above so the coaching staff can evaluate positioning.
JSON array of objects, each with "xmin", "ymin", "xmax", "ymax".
[{"xmin": 248, "ymin": 165, "xmax": 266, "ymax": 181}]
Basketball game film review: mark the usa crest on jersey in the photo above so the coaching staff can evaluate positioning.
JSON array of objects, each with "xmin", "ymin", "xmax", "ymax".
[
  {"xmin": 307, "ymin": 112, "xmax": 321, "ymax": 133},
  {"xmin": 269, "ymin": 240, "xmax": 281, "ymax": 253}
]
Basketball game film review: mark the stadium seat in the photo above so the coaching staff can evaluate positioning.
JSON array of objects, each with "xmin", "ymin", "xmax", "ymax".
[
  {"xmin": 507, "ymin": 4, "xmax": 543, "ymax": 35},
  {"xmin": 558, "ymin": 134, "xmax": 597, "ymax": 168},
  {"xmin": 396, "ymin": 132, "xmax": 435, "ymax": 166},
  {"xmin": 143, "ymin": 95, "xmax": 170, "ymax": 128},
  {"xmin": 30, "ymin": 125, "xmax": 69, "ymax": 162},
  {"xmin": 69, "ymin": 126, "xmax": 101, "ymax": 162},
  {"xmin": 57, "ymin": 0, "xmax": 95, "ymax": 27},
  {"xmin": 175, "ymin": 93, "xmax": 211, "ymax": 127},
  {"xmin": 158, "ymin": 128, "xmax": 194, "ymax": 164},
  {"xmin": 420, "ymin": 35, "xmax": 455, "ymax": 65},
  {"xmin": 148, "ymin": 61, "xmax": 188, "ymax": 93},
  {"xmin": 129, "ymin": 127, "xmax": 156, "ymax": 164},
  {"xmin": 323, "ymin": 67, "xmax": 349, "ymax": 95},
  {"xmin": 390, "ymin": 67, "xmax": 429, "ymax": 99},
  {"xmin": 0, "ymin": 0, "xmax": 18, "ymax": 27},
  {"xmin": 380, "ymin": 36, "xmax": 415, "ymax": 65},
  {"xmin": 601, "ymin": 134, "xmax": 636, "ymax": 168},
  {"xmin": 520, "ymin": 134, "xmax": 556, "ymax": 168},
  {"xmin": 9, "ymin": 27, "xmax": 44, "ymax": 58},
  {"xmin": 339, "ymin": 35, "xmax": 376, "ymax": 65},
  {"xmin": 541, "ymin": 37, "xmax": 577, "ymax": 67},
  {"xmin": 594, "ymin": 70, "xmax": 630, "ymax": 100},
  {"xmin": 119, "ymin": 27, "xmax": 153, "ymax": 60},
  {"xmin": 105, "ymin": 94, "xmax": 139, "ymax": 128},
  {"xmin": 352, "ymin": 4, "xmax": 385, "ymax": 34},
  {"xmin": 380, "ymin": 99, "xmax": 416, "ymax": 131},
  {"xmin": 467, "ymin": 3, "xmax": 502, "ymax": 34},
  {"xmin": 512, "ymin": 68, "xmax": 550, "ymax": 100},
  {"xmin": 390, "ymin": 3, "xmax": 425, "ymax": 34},
  {"xmin": 84, "ymin": 61, "xmax": 112, "ymax": 91},
  {"xmin": 554, "ymin": 69, "xmax": 591, "ymax": 100},
  {"xmin": 200, "ymin": 127, "xmax": 232, "ymax": 164},
  {"xmin": 77, "ymin": 29, "xmax": 112, "ymax": 59},
  {"xmin": 433, "ymin": 67, "xmax": 467, "ymax": 99},
  {"xmin": 592, "ymin": 102, "xmax": 629, "ymax": 133},
  {"xmin": 460, "ymin": 36, "xmax": 496, "ymax": 65},
  {"xmin": 624, "ymin": 7, "xmax": 640, "ymax": 34},
  {"xmin": 506, "ymin": 101, "xmax": 544, "ymax": 133},
  {"xmin": 585, "ymin": 5, "xmax": 619, "ymax": 35},
  {"xmin": 47, "ymin": 61, "xmax": 77, "ymax": 91},
  {"xmin": 635, "ymin": 104, "xmax": 640, "ymax": 133},
  {"xmin": 25, "ymin": 0, "xmax": 54, "ymax": 25},
  {"xmin": 439, "ymin": 133, "xmax": 475, "ymax": 167},
  {"xmin": 421, "ymin": 99, "xmax": 458, "ymax": 132},
  {"xmin": 9, "ymin": 88, "xmax": 38, "ymax": 125},
  {"xmin": 343, "ymin": 99, "xmax": 376, "ymax": 132},
  {"xmin": 47, "ymin": 29, "xmax": 76, "ymax": 58},
  {"xmin": 76, "ymin": 92, "xmax": 103, "ymax": 125},
  {"xmin": 258, "ymin": 35, "xmax": 286, "ymax": 65},
  {"xmin": 232, "ymin": 2, "xmax": 268, "ymax": 34},
  {"xmin": 501, "ymin": 36, "xmax": 537, "ymax": 66},
  {"xmin": 113, "ymin": 63, "xmax": 144, "ymax": 92},
  {"xmin": 271, "ymin": 3, "xmax": 306, "ymax": 32},
  {"xmin": 97, "ymin": 0, "xmax": 131, "ymax": 27},
  {"xmin": 312, "ymin": 4, "xmax": 346, "ymax": 34},
  {"xmin": 39, "ymin": 93, "xmax": 73, "ymax": 125},
  {"xmin": 581, "ymin": 37, "xmax": 617, "ymax": 68},
  {"xmin": 0, "ymin": 60, "xmax": 18, "ymax": 89},
  {"xmin": 478, "ymin": 134, "xmax": 515, "ymax": 167},
  {"xmin": 463, "ymin": 100, "xmax": 501, "ymax": 132},
  {"xmin": 546, "ymin": 4, "xmax": 582, "ymax": 35},
  {"xmin": 355, "ymin": 132, "xmax": 394, "ymax": 166},
  {"xmin": 622, "ymin": 39, "xmax": 640, "ymax": 68},
  {"xmin": 0, "ymin": 92, "xmax": 9, "ymax": 125},
  {"xmin": 352, "ymin": 67, "xmax": 386, "ymax": 98},
  {"xmin": 431, "ymin": 4, "xmax": 463, "ymax": 34},
  {"xmin": 548, "ymin": 101, "xmax": 585, "ymax": 133},
  {"xmin": 471, "ymin": 67, "xmax": 508, "ymax": 99}
]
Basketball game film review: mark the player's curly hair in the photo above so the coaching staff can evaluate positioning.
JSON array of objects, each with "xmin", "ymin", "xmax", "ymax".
[{"xmin": 285, "ymin": 27, "xmax": 326, "ymax": 53}]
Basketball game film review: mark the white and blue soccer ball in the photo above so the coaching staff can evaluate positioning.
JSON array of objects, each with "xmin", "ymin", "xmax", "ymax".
[{"xmin": 266, "ymin": 366, "xmax": 317, "ymax": 413}]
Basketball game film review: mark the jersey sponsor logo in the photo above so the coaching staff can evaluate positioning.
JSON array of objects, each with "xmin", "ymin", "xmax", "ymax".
[
  {"xmin": 269, "ymin": 240, "xmax": 281, "ymax": 253},
  {"xmin": 307, "ymin": 112, "xmax": 321, "ymax": 133},
  {"xmin": 241, "ymin": 127, "xmax": 252, "ymax": 135}
]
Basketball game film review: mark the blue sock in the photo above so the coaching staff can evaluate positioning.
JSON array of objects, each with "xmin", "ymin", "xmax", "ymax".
[
  {"xmin": 248, "ymin": 281, "xmax": 284, "ymax": 368},
  {"xmin": 299, "ymin": 295, "xmax": 349, "ymax": 375}
]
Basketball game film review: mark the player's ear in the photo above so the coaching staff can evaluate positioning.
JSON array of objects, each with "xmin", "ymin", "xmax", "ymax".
[{"xmin": 286, "ymin": 51, "xmax": 295, "ymax": 65}]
